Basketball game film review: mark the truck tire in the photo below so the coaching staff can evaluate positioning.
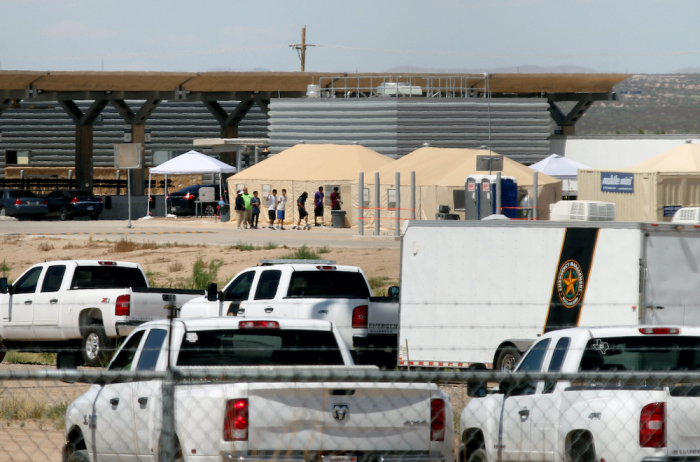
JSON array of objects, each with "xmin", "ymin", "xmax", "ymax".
[
  {"xmin": 466, "ymin": 449, "xmax": 487, "ymax": 462},
  {"xmin": 496, "ymin": 347, "xmax": 521, "ymax": 372},
  {"xmin": 82, "ymin": 324, "xmax": 112, "ymax": 368},
  {"xmin": 569, "ymin": 432, "xmax": 596, "ymax": 462},
  {"xmin": 66, "ymin": 449, "xmax": 89, "ymax": 462}
]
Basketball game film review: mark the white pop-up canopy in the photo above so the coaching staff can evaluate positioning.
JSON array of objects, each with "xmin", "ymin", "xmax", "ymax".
[
  {"xmin": 147, "ymin": 150, "xmax": 237, "ymax": 217},
  {"xmin": 529, "ymin": 154, "xmax": 590, "ymax": 179}
]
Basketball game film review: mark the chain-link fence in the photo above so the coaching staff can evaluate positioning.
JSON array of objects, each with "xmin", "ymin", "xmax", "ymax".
[{"xmin": 1, "ymin": 367, "xmax": 700, "ymax": 462}]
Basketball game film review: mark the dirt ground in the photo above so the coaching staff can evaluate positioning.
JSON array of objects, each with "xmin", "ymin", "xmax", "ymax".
[{"xmin": 0, "ymin": 234, "xmax": 400, "ymax": 293}]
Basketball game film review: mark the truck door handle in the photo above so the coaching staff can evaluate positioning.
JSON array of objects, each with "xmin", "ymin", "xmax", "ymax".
[
  {"xmin": 138, "ymin": 397, "xmax": 148, "ymax": 407},
  {"xmin": 264, "ymin": 307, "xmax": 274, "ymax": 313},
  {"xmin": 24, "ymin": 300, "xmax": 32, "ymax": 305},
  {"xmin": 110, "ymin": 398, "xmax": 119, "ymax": 406},
  {"xmin": 50, "ymin": 299, "xmax": 58, "ymax": 304},
  {"xmin": 518, "ymin": 409, "xmax": 529, "ymax": 421}
]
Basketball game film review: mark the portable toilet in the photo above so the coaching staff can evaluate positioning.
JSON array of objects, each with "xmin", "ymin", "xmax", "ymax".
[{"xmin": 464, "ymin": 175, "xmax": 518, "ymax": 220}]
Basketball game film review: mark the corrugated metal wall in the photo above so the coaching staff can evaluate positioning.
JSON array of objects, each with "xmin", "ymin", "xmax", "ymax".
[
  {"xmin": 268, "ymin": 98, "xmax": 551, "ymax": 162},
  {"xmin": 0, "ymin": 101, "xmax": 268, "ymax": 178}
]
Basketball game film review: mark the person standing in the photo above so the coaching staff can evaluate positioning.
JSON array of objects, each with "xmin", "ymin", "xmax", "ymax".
[
  {"xmin": 234, "ymin": 190, "xmax": 245, "ymax": 229},
  {"xmin": 295, "ymin": 191, "xmax": 311, "ymax": 230},
  {"xmin": 251, "ymin": 191, "xmax": 261, "ymax": 229},
  {"xmin": 276, "ymin": 189, "xmax": 287, "ymax": 230},
  {"xmin": 314, "ymin": 186, "xmax": 325, "ymax": 226},
  {"xmin": 267, "ymin": 189, "xmax": 277, "ymax": 229},
  {"xmin": 330, "ymin": 187, "xmax": 341, "ymax": 210},
  {"xmin": 241, "ymin": 187, "xmax": 253, "ymax": 229}
]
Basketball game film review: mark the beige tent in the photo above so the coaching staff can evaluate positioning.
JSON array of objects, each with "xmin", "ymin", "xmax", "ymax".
[
  {"xmin": 227, "ymin": 144, "xmax": 394, "ymax": 225},
  {"xmin": 579, "ymin": 142, "xmax": 700, "ymax": 222},
  {"xmin": 349, "ymin": 147, "xmax": 562, "ymax": 231}
]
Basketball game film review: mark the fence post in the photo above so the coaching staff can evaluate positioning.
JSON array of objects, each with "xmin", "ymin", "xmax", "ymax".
[
  {"xmin": 533, "ymin": 171, "xmax": 539, "ymax": 221},
  {"xmin": 358, "ymin": 172, "xmax": 364, "ymax": 236},
  {"xmin": 495, "ymin": 171, "xmax": 501, "ymax": 215},
  {"xmin": 374, "ymin": 172, "xmax": 380, "ymax": 236},
  {"xmin": 411, "ymin": 171, "xmax": 416, "ymax": 220},
  {"xmin": 20, "ymin": 170, "xmax": 24, "ymax": 189},
  {"xmin": 395, "ymin": 171, "xmax": 400, "ymax": 237},
  {"xmin": 160, "ymin": 368, "xmax": 177, "ymax": 462},
  {"xmin": 116, "ymin": 170, "xmax": 121, "ymax": 196}
]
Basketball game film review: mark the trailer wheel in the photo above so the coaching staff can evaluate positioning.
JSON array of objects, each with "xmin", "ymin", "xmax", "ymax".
[
  {"xmin": 82, "ymin": 324, "xmax": 112, "ymax": 367},
  {"xmin": 496, "ymin": 347, "xmax": 521, "ymax": 372}
]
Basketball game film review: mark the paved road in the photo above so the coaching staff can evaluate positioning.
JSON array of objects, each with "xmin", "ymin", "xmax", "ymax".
[{"xmin": 0, "ymin": 218, "xmax": 400, "ymax": 249}]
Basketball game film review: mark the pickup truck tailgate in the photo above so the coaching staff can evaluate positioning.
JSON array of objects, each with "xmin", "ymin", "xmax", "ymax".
[
  {"xmin": 248, "ymin": 382, "xmax": 432, "ymax": 452},
  {"xmin": 667, "ymin": 389, "xmax": 700, "ymax": 455}
]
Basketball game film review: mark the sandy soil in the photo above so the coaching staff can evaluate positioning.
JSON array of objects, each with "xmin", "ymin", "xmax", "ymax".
[{"xmin": 0, "ymin": 234, "xmax": 400, "ymax": 292}]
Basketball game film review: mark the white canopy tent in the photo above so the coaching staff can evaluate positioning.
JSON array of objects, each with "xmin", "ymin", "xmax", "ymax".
[
  {"xmin": 529, "ymin": 154, "xmax": 589, "ymax": 196},
  {"xmin": 147, "ymin": 150, "xmax": 237, "ymax": 217},
  {"xmin": 529, "ymin": 154, "xmax": 590, "ymax": 179}
]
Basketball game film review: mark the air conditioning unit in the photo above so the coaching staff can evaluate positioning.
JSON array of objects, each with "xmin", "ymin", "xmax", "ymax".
[
  {"xmin": 550, "ymin": 200, "xmax": 616, "ymax": 221},
  {"xmin": 671, "ymin": 207, "xmax": 700, "ymax": 223}
]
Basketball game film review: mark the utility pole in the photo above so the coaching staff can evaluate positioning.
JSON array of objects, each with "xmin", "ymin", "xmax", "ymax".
[{"xmin": 290, "ymin": 26, "xmax": 315, "ymax": 72}]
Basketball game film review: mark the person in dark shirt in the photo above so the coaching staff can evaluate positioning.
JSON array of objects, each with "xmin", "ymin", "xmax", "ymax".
[
  {"xmin": 330, "ymin": 187, "xmax": 341, "ymax": 210},
  {"xmin": 295, "ymin": 192, "xmax": 310, "ymax": 230}
]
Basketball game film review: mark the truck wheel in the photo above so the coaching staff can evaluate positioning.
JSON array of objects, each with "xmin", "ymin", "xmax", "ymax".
[
  {"xmin": 66, "ymin": 449, "xmax": 89, "ymax": 462},
  {"xmin": 466, "ymin": 449, "xmax": 487, "ymax": 462},
  {"xmin": 497, "ymin": 347, "xmax": 521, "ymax": 372},
  {"xmin": 569, "ymin": 432, "xmax": 596, "ymax": 462},
  {"xmin": 82, "ymin": 324, "xmax": 112, "ymax": 367}
]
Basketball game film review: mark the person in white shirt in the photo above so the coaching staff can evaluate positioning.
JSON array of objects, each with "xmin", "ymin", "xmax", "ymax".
[
  {"xmin": 267, "ymin": 189, "xmax": 277, "ymax": 229},
  {"xmin": 276, "ymin": 189, "xmax": 287, "ymax": 230}
]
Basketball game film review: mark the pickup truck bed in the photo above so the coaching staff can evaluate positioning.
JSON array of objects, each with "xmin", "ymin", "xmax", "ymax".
[
  {"xmin": 63, "ymin": 317, "xmax": 452, "ymax": 462},
  {"xmin": 0, "ymin": 260, "xmax": 202, "ymax": 366}
]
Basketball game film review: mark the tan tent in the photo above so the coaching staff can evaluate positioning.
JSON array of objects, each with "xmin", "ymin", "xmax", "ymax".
[
  {"xmin": 579, "ymin": 142, "xmax": 700, "ymax": 222},
  {"xmin": 227, "ymin": 144, "xmax": 394, "ymax": 226},
  {"xmin": 349, "ymin": 147, "xmax": 561, "ymax": 231}
]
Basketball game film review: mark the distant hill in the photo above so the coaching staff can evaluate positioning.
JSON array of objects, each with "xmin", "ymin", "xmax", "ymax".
[{"xmin": 576, "ymin": 74, "xmax": 700, "ymax": 135}]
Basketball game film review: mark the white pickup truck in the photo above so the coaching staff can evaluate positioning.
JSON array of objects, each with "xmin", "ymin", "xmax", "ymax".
[
  {"xmin": 459, "ymin": 325, "xmax": 700, "ymax": 462},
  {"xmin": 180, "ymin": 260, "xmax": 399, "ymax": 367},
  {"xmin": 0, "ymin": 260, "xmax": 203, "ymax": 366},
  {"xmin": 62, "ymin": 317, "xmax": 453, "ymax": 462}
]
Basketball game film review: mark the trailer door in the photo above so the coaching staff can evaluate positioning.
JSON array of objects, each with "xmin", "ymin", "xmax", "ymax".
[{"xmin": 644, "ymin": 231, "xmax": 700, "ymax": 325}]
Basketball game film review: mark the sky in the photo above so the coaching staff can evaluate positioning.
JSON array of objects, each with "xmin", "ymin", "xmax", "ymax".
[{"xmin": 1, "ymin": 0, "xmax": 699, "ymax": 75}]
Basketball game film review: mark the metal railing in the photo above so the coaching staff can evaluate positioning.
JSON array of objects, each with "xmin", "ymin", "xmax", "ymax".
[{"xmin": 315, "ymin": 75, "xmax": 489, "ymax": 99}]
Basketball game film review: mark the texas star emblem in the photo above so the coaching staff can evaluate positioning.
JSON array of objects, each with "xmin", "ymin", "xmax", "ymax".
[
  {"xmin": 332, "ymin": 404, "xmax": 349, "ymax": 421},
  {"xmin": 557, "ymin": 259, "xmax": 584, "ymax": 308}
]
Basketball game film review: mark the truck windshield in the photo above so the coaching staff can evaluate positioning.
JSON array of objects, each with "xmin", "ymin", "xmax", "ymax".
[
  {"xmin": 580, "ymin": 336, "xmax": 700, "ymax": 371},
  {"xmin": 286, "ymin": 271, "xmax": 370, "ymax": 298},
  {"xmin": 71, "ymin": 266, "xmax": 148, "ymax": 289},
  {"xmin": 176, "ymin": 329, "xmax": 344, "ymax": 366}
]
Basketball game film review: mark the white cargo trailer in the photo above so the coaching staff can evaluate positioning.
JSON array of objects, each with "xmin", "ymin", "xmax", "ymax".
[{"xmin": 398, "ymin": 220, "xmax": 700, "ymax": 370}]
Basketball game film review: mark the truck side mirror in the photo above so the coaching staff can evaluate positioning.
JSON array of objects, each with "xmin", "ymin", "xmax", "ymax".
[
  {"xmin": 0, "ymin": 278, "xmax": 7, "ymax": 295},
  {"xmin": 207, "ymin": 283, "xmax": 218, "ymax": 302},
  {"xmin": 467, "ymin": 380, "xmax": 487, "ymax": 398},
  {"xmin": 387, "ymin": 286, "xmax": 399, "ymax": 300}
]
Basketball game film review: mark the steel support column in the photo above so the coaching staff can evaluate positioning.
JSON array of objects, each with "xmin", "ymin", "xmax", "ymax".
[
  {"xmin": 131, "ymin": 125, "xmax": 146, "ymax": 195},
  {"xmin": 58, "ymin": 99, "xmax": 109, "ymax": 193},
  {"xmin": 75, "ymin": 125, "xmax": 94, "ymax": 191}
]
